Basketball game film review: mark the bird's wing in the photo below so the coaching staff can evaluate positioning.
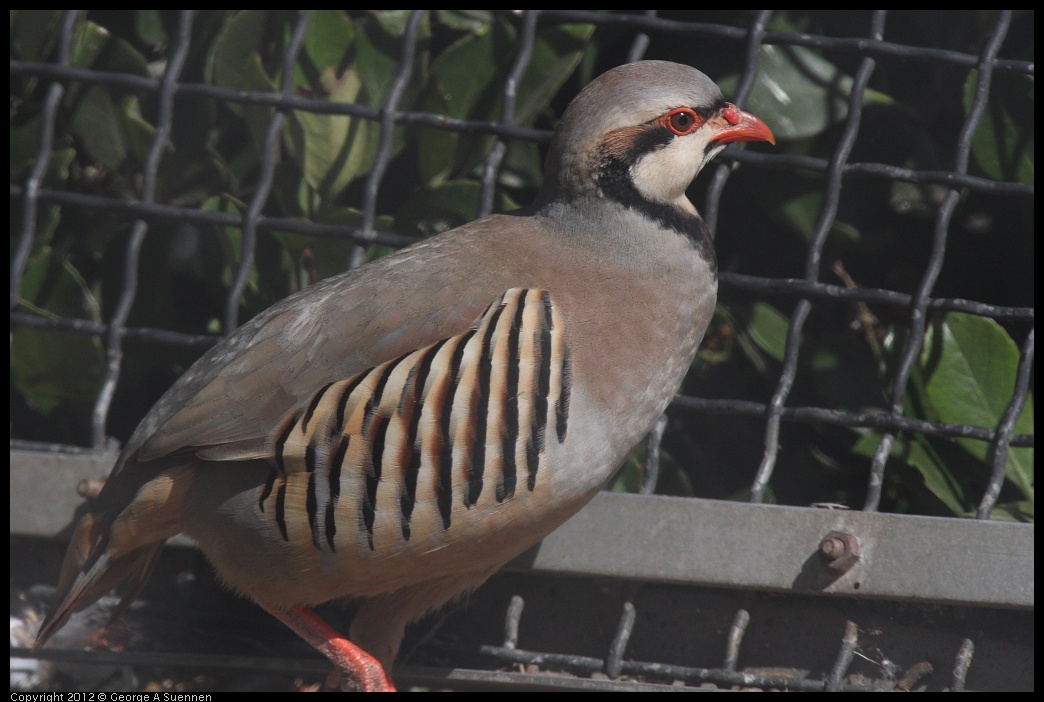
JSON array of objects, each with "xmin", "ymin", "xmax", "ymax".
[{"xmin": 120, "ymin": 223, "xmax": 520, "ymax": 473}]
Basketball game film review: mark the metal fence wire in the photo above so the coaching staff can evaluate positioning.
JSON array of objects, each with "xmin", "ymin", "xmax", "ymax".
[{"xmin": 10, "ymin": 10, "xmax": 1034, "ymax": 692}]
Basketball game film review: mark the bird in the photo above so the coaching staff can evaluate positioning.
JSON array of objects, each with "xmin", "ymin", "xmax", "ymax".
[{"xmin": 34, "ymin": 60, "xmax": 774, "ymax": 691}]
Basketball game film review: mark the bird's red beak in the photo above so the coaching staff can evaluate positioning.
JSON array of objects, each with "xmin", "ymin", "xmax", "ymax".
[{"xmin": 711, "ymin": 103, "xmax": 775, "ymax": 145}]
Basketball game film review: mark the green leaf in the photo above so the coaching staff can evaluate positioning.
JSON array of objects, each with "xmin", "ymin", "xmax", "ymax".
[
  {"xmin": 198, "ymin": 196, "xmax": 259, "ymax": 295},
  {"xmin": 282, "ymin": 12, "xmax": 432, "ymax": 205},
  {"xmin": 13, "ymin": 247, "xmax": 104, "ymax": 413},
  {"xmin": 425, "ymin": 21, "xmax": 511, "ymax": 119},
  {"xmin": 434, "ymin": 10, "xmax": 494, "ymax": 33},
  {"xmin": 355, "ymin": 11, "xmax": 427, "ymax": 106},
  {"xmin": 206, "ymin": 11, "xmax": 275, "ymax": 89},
  {"xmin": 350, "ymin": 12, "xmax": 430, "ymax": 168},
  {"xmin": 299, "ymin": 9, "xmax": 354, "ymax": 83},
  {"xmin": 11, "ymin": 324, "xmax": 104, "ymax": 416},
  {"xmin": 284, "ymin": 67, "xmax": 374, "ymax": 201},
  {"xmin": 71, "ymin": 18, "xmax": 150, "ymax": 74},
  {"xmin": 719, "ymin": 45, "xmax": 893, "ymax": 141},
  {"xmin": 893, "ymin": 434, "xmax": 969, "ymax": 515},
  {"xmin": 747, "ymin": 302, "xmax": 789, "ymax": 363},
  {"xmin": 922, "ymin": 312, "xmax": 1034, "ymax": 502},
  {"xmin": 10, "ymin": 107, "xmax": 77, "ymax": 186},
  {"xmin": 417, "ymin": 19, "xmax": 591, "ymax": 184},
  {"xmin": 39, "ymin": 200, "xmax": 64, "ymax": 249},
  {"xmin": 10, "ymin": 10, "xmax": 64, "ymax": 62},
  {"xmin": 69, "ymin": 84, "xmax": 128, "ymax": 169},
  {"xmin": 964, "ymin": 69, "xmax": 1034, "ymax": 183},
  {"xmin": 18, "ymin": 245, "xmax": 101, "ymax": 322},
  {"xmin": 734, "ymin": 302, "xmax": 789, "ymax": 373},
  {"xmin": 9, "ymin": 113, "xmax": 41, "ymax": 182},
  {"xmin": 852, "ymin": 431, "xmax": 977, "ymax": 516},
  {"xmin": 777, "ymin": 187, "xmax": 863, "ymax": 245},
  {"xmin": 120, "ymin": 95, "xmax": 160, "ymax": 168},
  {"xmin": 779, "ymin": 190, "xmax": 823, "ymax": 240},
  {"xmin": 9, "ymin": 193, "xmax": 63, "ymax": 253},
  {"xmin": 134, "ymin": 10, "xmax": 168, "ymax": 46},
  {"xmin": 514, "ymin": 23, "xmax": 593, "ymax": 126},
  {"xmin": 417, "ymin": 21, "xmax": 512, "ymax": 183},
  {"xmin": 988, "ymin": 501, "xmax": 1033, "ymax": 523},
  {"xmin": 206, "ymin": 11, "xmax": 279, "ymax": 149},
  {"xmin": 65, "ymin": 20, "xmax": 151, "ymax": 169}
]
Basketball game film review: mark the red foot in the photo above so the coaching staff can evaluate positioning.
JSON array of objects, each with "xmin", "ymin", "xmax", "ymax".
[{"xmin": 262, "ymin": 604, "xmax": 396, "ymax": 692}]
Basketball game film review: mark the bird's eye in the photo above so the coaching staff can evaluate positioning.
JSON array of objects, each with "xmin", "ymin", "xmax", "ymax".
[{"xmin": 661, "ymin": 108, "xmax": 702, "ymax": 136}]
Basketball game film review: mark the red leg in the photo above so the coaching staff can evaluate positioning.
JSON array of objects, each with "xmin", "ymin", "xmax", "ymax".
[{"xmin": 262, "ymin": 604, "xmax": 396, "ymax": 692}]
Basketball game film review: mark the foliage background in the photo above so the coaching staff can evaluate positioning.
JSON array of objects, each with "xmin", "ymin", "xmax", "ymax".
[{"xmin": 10, "ymin": 10, "xmax": 1034, "ymax": 520}]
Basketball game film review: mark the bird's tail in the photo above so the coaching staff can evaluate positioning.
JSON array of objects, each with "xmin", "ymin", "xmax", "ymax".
[{"xmin": 34, "ymin": 463, "xmax": 197, "ymax": 648}]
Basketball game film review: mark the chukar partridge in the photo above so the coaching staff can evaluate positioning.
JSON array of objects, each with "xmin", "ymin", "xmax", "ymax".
[{"xmin": 35, "ymin": 60, "xmax": 774, "ymax": 690}]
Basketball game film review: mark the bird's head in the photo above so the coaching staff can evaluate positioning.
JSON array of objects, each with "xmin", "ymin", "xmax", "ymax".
[{"xmin": 542, "ymin": 61, "xmax": 774, "ymax": 211}]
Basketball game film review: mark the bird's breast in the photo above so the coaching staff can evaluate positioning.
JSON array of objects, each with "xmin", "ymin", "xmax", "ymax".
[{"xmin": 181, "ymin": 221, "xmax": 716, "ymax": 607}]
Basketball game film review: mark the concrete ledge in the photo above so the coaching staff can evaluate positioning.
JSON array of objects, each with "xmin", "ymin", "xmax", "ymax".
[{"xmin": 12, "ymin": 449, "xmax": 1033, "ymax": 609}]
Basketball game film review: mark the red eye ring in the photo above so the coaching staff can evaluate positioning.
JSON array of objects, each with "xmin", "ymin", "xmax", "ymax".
[{"xmin": 659, "ymin": 107, "xmax": 702, "ymax": 136}]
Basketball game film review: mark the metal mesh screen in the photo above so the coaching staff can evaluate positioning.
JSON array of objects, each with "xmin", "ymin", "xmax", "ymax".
[{"xmin": 10, "ymin": 10, "xmax": 1034, "ymax": 692}]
